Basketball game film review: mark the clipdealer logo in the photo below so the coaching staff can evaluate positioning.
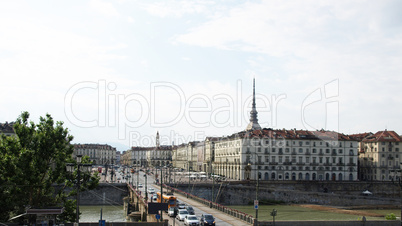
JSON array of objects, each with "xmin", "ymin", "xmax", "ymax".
[{"xmin": 64, "ymin": 79, "xmax": 339, "ymax": 145}]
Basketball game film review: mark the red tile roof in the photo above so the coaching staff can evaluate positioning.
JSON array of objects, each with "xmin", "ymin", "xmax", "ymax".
[{"xmin": 361, "ymin": 130, "xmax": 402, "ymax": 142}]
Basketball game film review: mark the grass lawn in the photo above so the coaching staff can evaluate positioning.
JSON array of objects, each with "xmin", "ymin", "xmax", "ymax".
[{"xmin": 229, "ymin": 205, "xmax": 397, "ymax": 221}]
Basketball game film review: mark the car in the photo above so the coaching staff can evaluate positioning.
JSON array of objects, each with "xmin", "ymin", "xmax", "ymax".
[
  {"xmin": 176, "ymin": 209, "xmax": 189, "ymax": 221},
  {"xmin": 200, "ymin": 214, "xmax": 215, "ymax": 226},
  {"xmin": 184, "ymin": 215, "xmax": 199, "ymax": 226},
  {"xmin": 152, "ymin": 193, "xmax": 157, "ymax": 201},
  {"xmin": 148, "ymin": 188, "xmax": 155, "ymax": 194},
  {"xmin": 177, "ymin": 203, "xmax": 186, "ymax": 209},
  {"xmin": 168, "ymin": 207, "xmax": 177, "ymax": 217},
  {"xmin": 138, "ymin": 183, "xmax": 143, "ymax": 188},
  {"xmin": 186, "ymin": 206, "xmax": 195, "ymax": 215}
]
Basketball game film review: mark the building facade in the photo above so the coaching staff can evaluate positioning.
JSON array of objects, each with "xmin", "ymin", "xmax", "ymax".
[
  {"xmin": 73, "ymin": 144, "xmax": 116, "ymax": 165},
  {"xmin": 211, "ymin": 129, "xmax": 359, "ymax": 181},
  {"xmin": 355, "ymin": 130, "xmax": 402, "ymax": 181}
]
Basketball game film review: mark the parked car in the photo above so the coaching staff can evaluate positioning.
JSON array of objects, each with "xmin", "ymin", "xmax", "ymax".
[
  {"xmin": 176, "ymin": 209, "xmax": 189, "ymax": 221},
  {"xmin": 138, "ymin": 183, "xmax": 143, "ymax": 188},
  {"xmin": 168, "ymin": 207, "xmax": 177, "ymax": 217},
  {"xmin": 152, "ymin": 193, "xmax": 157, "ymax": 201},
  {"xmin": 200, "ymin": 214, "xmax": 215, "ymax": 226},
  {"xmin": 184, "ymin": 215, "xmax": 199, "ymax": 226},
  {"xmin": 186, "ymin": 206, "xmax": 195, "ymax": 215}
]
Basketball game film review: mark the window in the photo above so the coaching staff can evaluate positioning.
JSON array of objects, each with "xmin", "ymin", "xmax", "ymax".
[
  {"xmin": 339, "ymin": 149, "xmax": 343, "ymax": 154},
  {"xmin": 306, "ymin": 157, "xmax": 310, "ymax": 163},
  {"xmin": 271, "ymin": 156, "xmax": 276, "ymax": 162},
  {"xmin": 326, "ymin": 149, "xmax": 330, "ymax": 153},
  {"xmin": 292, "ymin": 156, "xmax": 296, "ymax": 163},
  {"xmin": 313, "ymin": 148, "xmax": 317, "ymax": 153},
  {"xmin": 279, "ymin": 156, "xmax": 283, "ymax": 163},
  {"xmin": 299, "ymin": 148, "xmax": 303, "ymax": 153},
  {"xmin": 299, "ymin": 157, "xmax": 303, "ymax": 163},
  {"xmin": 272, "ymin": 148, "xmax": 276, "ymax": 152},
  {"xmin": 306, "ymin": 141, "xmax": 310, "ymax": 145}
]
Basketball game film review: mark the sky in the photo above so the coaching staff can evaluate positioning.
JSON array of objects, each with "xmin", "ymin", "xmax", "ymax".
[{"xmin": 1, "ymin": 0, "xmax": 401, "ymax": 151}]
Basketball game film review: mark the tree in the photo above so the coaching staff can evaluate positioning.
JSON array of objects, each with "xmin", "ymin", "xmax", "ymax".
[{"xmin": 0, "ymin": 112, "xmax": 99, "ymax": 223}]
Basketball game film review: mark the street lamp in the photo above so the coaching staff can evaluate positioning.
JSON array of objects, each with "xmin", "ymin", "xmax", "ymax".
[
  {"xmin": 66, "ymin": 154, "xmax": 92, "ymax": 223},
  {"xmin": 248, "ymin": 152, "xmax": 260, "ymax": 222}
]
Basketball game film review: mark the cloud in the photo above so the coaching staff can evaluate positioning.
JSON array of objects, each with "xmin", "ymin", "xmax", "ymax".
[
  {"xmin": 141, "ymin": 0, "xmax": 215, "ymax": 18},
  {"xmin": 90, "ymin": 0, "xmax": 120, "ymax": 17}
]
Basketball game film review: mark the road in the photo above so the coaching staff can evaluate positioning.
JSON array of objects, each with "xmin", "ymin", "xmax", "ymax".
[{"xmin": 130, "ymin": 168, "xmax": 251, "ymax": 226}]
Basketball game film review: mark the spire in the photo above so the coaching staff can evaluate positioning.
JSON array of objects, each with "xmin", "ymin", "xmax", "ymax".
[{"xmin": 246, "ymin": 78, "xmax": 261, "ymax": 131}]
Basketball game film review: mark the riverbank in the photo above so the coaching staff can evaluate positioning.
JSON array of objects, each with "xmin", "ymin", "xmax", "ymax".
[{"xmin": 229, "ymin": 204, "xmax": 399, "ymax": 221}]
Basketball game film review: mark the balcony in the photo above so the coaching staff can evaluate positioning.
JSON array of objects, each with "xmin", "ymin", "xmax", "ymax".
[
  {"xmin": 283, "ymin": 162, "xmax": 292, "ymax": 165},
  {"xmin": 291, "ymin": 151, "xmax": 297, "ymax": 155},
  {"xmin": 278, "ymin": 151, "xmax": 283, "ymax": 155},
  {"xmin": 305, "ymin": 152, "xmax": 311, "ymax": 155},
  {"xmin": 297, "ymin": 162, "xmax": 305, "ymax": 165},
  {"xmin": 310, "ymin": 163, "xmax": 319, "ymax": 166},
  {"xmin": 331, "ymin": 152, "xmax": 337, "ymax": 156},
  {"xmin": 347, "ymin": 163, "xmax": 356, "ymax": 166},
  {"xmin": 337, "ymin": 163, "xmax": 344, "ymax": 166},
  {"xmin": 269, "ymin": 162, "xmax": 278, "ymax": 165},
  {"xmin": 319, "ymin": 152, "xmax": 324, "ymax": 156},
  {"xmin": 324, "ymin": 163, "xmax": 332, "ymax": 166}
]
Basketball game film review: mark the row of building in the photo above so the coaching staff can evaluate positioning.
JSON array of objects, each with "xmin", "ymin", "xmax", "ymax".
[{"xmin": 120, "ymin": 129, "xmax": 402, "ymax": 182}]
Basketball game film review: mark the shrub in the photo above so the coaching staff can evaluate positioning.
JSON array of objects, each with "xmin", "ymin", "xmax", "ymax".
[{"xmin": 385, "ymin": 213, "xmax": 396, "ymax": 220}]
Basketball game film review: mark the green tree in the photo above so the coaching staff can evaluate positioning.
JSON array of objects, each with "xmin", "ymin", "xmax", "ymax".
[{"xmin": 0, "ymin": 112, "xmax": 99, "ymax": 223}]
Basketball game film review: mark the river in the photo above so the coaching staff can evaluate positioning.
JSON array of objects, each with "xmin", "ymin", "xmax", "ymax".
[{"xmin": 80, "ymin": 205, "xmax": 126, "ymax": 222}]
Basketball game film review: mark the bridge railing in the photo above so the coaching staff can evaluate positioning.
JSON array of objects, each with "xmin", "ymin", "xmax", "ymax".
[{"xmin": 163, "ymin": 184, "xmax": 254, "ymax": 224}]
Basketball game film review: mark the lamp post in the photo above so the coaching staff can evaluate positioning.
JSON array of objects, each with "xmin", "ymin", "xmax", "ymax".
[
  {"xmin": 248, "ymin": 152, "xmax": 259, "ymax": 223},
  {"xmin": 66, "ymin": 154, "xmax": 92, "ymax": 224},
  {"xmin": 256, "ymin": 161, "xmax": 260, "ymax": 221}
]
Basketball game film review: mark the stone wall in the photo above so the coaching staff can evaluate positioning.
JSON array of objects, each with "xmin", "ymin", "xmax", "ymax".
[
  {"xmin": 79, "ymin": 183, "xmax": 128, "ymax": 205},
  {"xmin": 173, "ymin": 181, "xmax": 402, "ymax": 206}
]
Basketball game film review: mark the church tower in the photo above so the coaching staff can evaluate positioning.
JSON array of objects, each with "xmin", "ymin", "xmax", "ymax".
[
  {"xmin": 156, "ymin": 131, "xmax": 160, "ymax": 148},
  {"xmin": 246, "ymin": 78, "xmax": 262, "ymax": 131}
]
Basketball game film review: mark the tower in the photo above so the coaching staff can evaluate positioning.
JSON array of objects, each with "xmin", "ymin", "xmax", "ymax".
[
  {"xmin": 246, "ymin": 78, "xmax": 262, "ymax": 131},
  {"xmin": 156, "ymin": 131, "xmax": 160, "ymax": 148}
]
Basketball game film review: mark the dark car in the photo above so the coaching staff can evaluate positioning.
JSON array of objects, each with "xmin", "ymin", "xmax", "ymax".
[
  {"xmin": 186, "ymin": 206, "xmax": 195, "ymax": 215},
  {"xmin": 200, "ymin": 214, "xmax": 215, "ymax": 226}
]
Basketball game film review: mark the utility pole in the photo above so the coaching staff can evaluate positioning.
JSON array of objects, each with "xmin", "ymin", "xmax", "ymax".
[{"xmin": 160, "ymin": 166, "xmax": 163, "ymax": 221}]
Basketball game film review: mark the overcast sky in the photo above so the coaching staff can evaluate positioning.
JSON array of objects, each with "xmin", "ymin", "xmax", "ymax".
[{"xmin": 1, "ymin": 0, "xmax": 401, "ymax": 151}]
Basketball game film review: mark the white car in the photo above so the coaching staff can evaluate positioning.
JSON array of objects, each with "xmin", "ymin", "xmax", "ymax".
[
  {"xmin": 176, "ymin": 209, "xmax": 189, "ymax": 221},
  {"xmin": 184, "ymin": 215, "xmax": 199, "ymax": 226},
  {"xmin": 137, "ymin": 183, "xmax": 143, "ymax": 188},
  {"xmin": 148, "ymin": 188, "xmax": 155, "ymax": 194}
]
